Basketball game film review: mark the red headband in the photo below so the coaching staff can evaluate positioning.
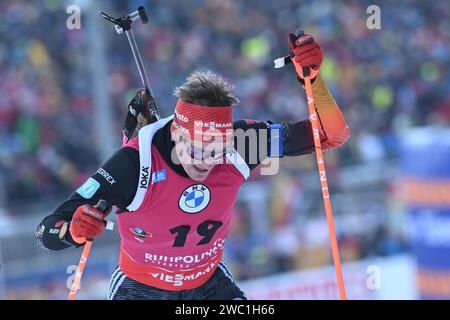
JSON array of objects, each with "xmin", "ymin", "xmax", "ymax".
[{"xmin": 173, "ymin": 99, "xmax": 233, "ymax": 142}]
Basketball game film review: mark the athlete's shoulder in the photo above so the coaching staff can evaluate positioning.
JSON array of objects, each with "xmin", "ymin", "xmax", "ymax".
[
  {"xmin": 123, "ymin": 136, "xmax": 139, "ymax": 151},
  {"xmin": 233, "ymin": 119, "xmax": 269, "ymax": 131}
]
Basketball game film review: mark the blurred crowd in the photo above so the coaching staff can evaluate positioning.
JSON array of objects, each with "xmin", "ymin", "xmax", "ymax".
[
  {"xmin": 0, "ymin": 0, "xmax": 448, "ymax": 285},
  {"xmin": 0, "ymin": 0, "xmax": 98, "ymax": 210},
  {"xmin": 2, "ymin": 0, "xmax": 449, "ymax": 210}
]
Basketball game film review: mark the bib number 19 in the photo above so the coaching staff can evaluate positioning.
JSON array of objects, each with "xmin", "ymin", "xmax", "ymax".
[{"xmin": 169, "ymin": 220, "xmax": 223, "ymax": 247}]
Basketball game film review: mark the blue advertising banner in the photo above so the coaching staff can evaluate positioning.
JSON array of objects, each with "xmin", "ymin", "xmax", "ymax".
[{"xmin": 400, "ymin": 128, "xmax": 450, "ymax": 299}]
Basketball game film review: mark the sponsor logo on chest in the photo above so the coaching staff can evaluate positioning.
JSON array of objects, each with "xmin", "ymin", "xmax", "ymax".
[
  {"xmin": 129, "ymin": 227, "xmax": 152, "ymax": 243},
  {"xmin": 178, "ymin": 184, "xmax": 211, "ymax": 214},
  {"xmin": 152, "ymin": 168, "xmax": 167, "ymax": 184},
  {"xmin": 140, "ymin": 166, "xmax": 150, "ymax": 189}
]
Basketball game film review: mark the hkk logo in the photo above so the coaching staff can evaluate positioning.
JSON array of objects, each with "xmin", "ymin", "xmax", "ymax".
[
  {"xmin": 129, "ymin": 227, "xmax": 152, "ymax": 243},
  {"xmin": 178, "ymin": 184, "xmax": 211, "ymax": 214}
]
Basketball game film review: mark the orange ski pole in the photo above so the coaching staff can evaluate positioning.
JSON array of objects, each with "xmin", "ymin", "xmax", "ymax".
[
  {"xmin": 68, "ymin": 199, "xmax": 112, "ymax": 300},
  {"xmin": 301, "ymin": 64, "xmax": 347, "ymax": 300},
  {"xmin": 68, "ymin": 240, "xmax": 93, "ymax": 300}
]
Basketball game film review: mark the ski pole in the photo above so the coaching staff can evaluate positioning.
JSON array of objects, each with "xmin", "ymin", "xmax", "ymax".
[
  {"xmin": 301, "ymin": 64, "xmax": 347, "ymax": 300},
  {"xmin": 68, "ymin": 199, "xmax": 112, "ymax": 300},
  {"xmin": 68, "ymin": 240, "xmax": 92, "ymax": 300},
  {"xmin": 99, "ymin": 5, "xmax": 161, "ymax": 141},
  {"xmin": 274, "ymin": 30, "xmax": 347, "ymax": 300},
  {"xmin": 99, "ymin": 6, "xmax": 155, "ymax": 98}
]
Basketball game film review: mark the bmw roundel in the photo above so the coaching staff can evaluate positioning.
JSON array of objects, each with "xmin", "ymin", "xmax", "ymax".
[{"xmin": 179, "ymin": 184, "xmax": 211, "ymax": 214}]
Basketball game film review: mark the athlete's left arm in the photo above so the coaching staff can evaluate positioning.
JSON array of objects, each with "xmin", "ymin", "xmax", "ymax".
[
  {"xmin": 234, "ymin": 74, "xmax": 349, "ymax": 170},
  {"xmin": 235, "ymin": 32, "xmax": 349, "ymax": 169},
  {"xmin": 281, "ymin": 73, "xmax": 350, "ymax": 156},
  {"xmin": 281, "ymin": 32, "xmax": 350, "ymax": 156}
]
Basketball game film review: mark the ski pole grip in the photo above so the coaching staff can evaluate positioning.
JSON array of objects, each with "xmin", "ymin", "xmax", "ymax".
[
  {"xmin": 138, "ymin": 6, "xmax": 149, "ymax": 24},
  {"xmin": 289, "ymin": 29, "xmax": 304, "ymax": 49},
  {"xmin": 96, "ymin": 199, "xmax": 112, "ymax": 215},
  {"xmin": 295, "ymin": 30, "xmax": 311, "ymax": 78},
  {"xmin": 96, "ymin": 199, "xmax": 114, "ymax": 231}
]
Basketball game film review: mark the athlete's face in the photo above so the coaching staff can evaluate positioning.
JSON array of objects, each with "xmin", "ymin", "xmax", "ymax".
[{"xmin": 172, "ymin": 130, "xmax": 229, "ymax": 181}]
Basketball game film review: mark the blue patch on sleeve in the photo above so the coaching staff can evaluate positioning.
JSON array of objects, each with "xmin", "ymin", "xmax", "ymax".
[
  {"xmin": 269, "ymin": 124, "xmax": 284, "ymax": 157},
  {"xmin": 76, "ymin": 178, "xmax": 100, "ymax": 199}
]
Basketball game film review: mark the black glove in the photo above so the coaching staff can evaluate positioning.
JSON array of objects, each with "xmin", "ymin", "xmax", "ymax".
[{"xmin": 123, "ymin": 89, "xmax": 159, "ymax": 142}]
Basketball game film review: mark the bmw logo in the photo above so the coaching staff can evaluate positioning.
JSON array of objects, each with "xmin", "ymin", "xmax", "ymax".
[{"xmin": 179, "ymin": 184, "xmax": 211, "ymax": 214}]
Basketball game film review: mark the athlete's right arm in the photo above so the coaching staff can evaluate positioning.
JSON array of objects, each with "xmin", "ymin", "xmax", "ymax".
[{"xmin": 35, "ymin": 147, "xmax": 140, "ymax": 251}]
